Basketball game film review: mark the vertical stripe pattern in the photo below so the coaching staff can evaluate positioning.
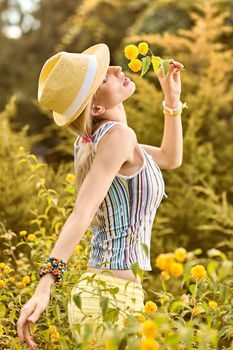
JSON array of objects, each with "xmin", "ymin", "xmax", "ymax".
[{"xmin": 75, "ymin": 121, "xmax": 168, "ymax": 271}]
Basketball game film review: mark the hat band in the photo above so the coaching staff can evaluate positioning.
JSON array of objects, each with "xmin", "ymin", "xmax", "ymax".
[{"xmin": 62, "ymin": 54, "xmax": 97, "ymax": 118}]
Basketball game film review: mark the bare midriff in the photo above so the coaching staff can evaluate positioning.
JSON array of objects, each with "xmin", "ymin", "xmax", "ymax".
[{"xmin": 87, "ymin": 266, "xmax": 142, "ymax": 285}]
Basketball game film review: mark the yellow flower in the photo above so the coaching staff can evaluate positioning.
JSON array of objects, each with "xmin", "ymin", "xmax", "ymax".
[
  {"xmin": 138, "ymin": 42, "xmax": 149, "ymax": 55},
  {"xmin": 19, "ymin": 230, "xmax": 27, "ymax": 236},
  {"xmin": 155, "ymin": 253, "xmax": 175, "ymax": 271},
  {"xmin": 27, "ymin": 234, "xmax": 36, "ymax": 241},
  {"xmin": 209, "ymin": 300, "xmax": 218, "ymax": 309},
  {"xmin": 169, "ymin": 262, "xmax": 184, "ymax": 277},
  {"xmin": 49, "ymin": 325, "xmax": 60, "ymax": 342},
  {"xmin": 160, "ymin": 270, "xmax": 170, "ymax": 281},
  {"xmin": 8, "ymin": 276, "xmax": 15, "ymax": 283},
  {"xmin": 140, "ymin": 338, "xmax": 159, "ymax": 350},
  {"xmin": 3, "ymin": 265, "xmax": 12, "ymax": 274},
  {"xmin": 128, "ymin": 59, "xmax": 142, "ymax": 72},
  {"xmin": 192, "ymin": 305, "xmax": 205, "ymax": 315},
  {"xmin": 0, "ymin": 263, "xmax": 5, "ymax": 269},
  {"xmin": 144, "ymin": 301, "xmax": 158, "ymax": 315},
  {"xmin": 142, "ymin": 320, "xmax": 158, "ymax": 338},
  {"xmin": 0, "ymin": 280, "xmax": 6, "ymax": 287},
  {"xmin": 0, "ymin": 324, "xmax": 4, "ymax": 335},
  {"xmin": 174, "ymin": 247, "xmax": 187, "ymax": 262},
  {"xmin": 124, "ymin": 44, "xmax": 139, "ymax": 60},
  {"xmin": 74, "ymin": 244, "xmax": 83, "ymax": 254},
  {"xmin": 22, "ymin": 276, "xmax": 30, "ymax": 285},
  {"xmin": 66, "ymin": 173, "xmax": 75, "ymax": 183},
  {"xmin": 191, "ymin": 265, "xmax": 207, "ymax": 281}
]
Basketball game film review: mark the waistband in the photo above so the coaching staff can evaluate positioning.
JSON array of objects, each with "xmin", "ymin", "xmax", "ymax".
[{"xmin": 80, "ymin": 270, "xmax": 143, "ymax": 289}]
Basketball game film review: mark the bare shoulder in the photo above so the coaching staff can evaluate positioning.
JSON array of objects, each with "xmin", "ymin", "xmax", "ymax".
[{"xmin": 95, "ymin": 122, "xmax": 137, "ymax": 162}]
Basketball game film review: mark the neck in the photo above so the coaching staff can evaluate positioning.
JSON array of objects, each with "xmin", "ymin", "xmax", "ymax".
[{"xmin": 93, "ymin": 102, "xmax": 128, "ymax": 126}]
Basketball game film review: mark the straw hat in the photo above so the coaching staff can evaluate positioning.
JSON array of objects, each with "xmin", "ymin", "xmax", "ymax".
[{"xmin": 37, "ymin": 43, "xmax": 110, "ymax": 127}]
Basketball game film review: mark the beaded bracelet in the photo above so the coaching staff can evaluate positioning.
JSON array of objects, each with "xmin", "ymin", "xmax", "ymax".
[
  {"xmin": 39, "ymin": 256, "xmax": 68, "ymax": 283},
  {"xmin": 162, "ymin": 100, "xmax": 188, "ymax": 116}
]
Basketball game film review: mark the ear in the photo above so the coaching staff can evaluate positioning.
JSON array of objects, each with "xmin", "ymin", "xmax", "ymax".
[{"xmin": 91, "ymin": 104, "xmax": 106, "ymax": 116}]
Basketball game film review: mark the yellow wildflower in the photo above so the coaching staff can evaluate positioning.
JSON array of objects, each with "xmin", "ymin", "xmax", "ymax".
[
  {"xmin": 155, "ymin": 253, "xmax": 175, "ymax": 271},
  {"xmin": 27, "ymin": 234, "xmax": 36, "ymax": 241},
  {"xmin": 142, "ymin": 319, "xmax": 158, "ymax": 338},
  {"xmin": 22, "ymin": 276, "xmax": 30, "ymax": 285},
  {"xmin": 169, "ymin": 262, "xmax": 184, "ymax": 277},
  {"xmin": 209, "ymin": 300, "xmax": 218, "ymax": 309},
  {"xmin": 8, "ymin": 276, "xmax": 15, "ymax": 283},
  {"xmin": 124, "ymin": 44, "xmax": 139, "ymax": 60},
  {"xmin": 192, "ymin": 305, "xmax": 205, "ymax": 315},
  {"xmin": 160, "ymin": 270, "xmax": 170, "ymax": 280},
  {"xmin": 0, "ymin": 324, "xmax": 4, "ymax": 335},
  {"xmin": 17, "ymin": 281, "xmax": 26, "ymax": 289},
  {"xmin": 3, "ymin": 265, "xmax": 12, "ymax": 274},
  {"xmin": 128, "ymin": 58, "xmax": 142, "ymax": 72},
  {"xmin": 74, "ymin": 245, "xmax": 83, "ymax": 254},
  {"xmin": 144, "ymin": 301, "xmax": 158, "ymax": 315},
  {"xmin": 140, "ymin": 338, "xmax": 159, "ymax": 350},
  {"xmin": 191, "ymin": 265, "xmax": 207, "ymax": 281},
  {"xmin": 66, "ymin": 173, "xmax": 75, "ymax": 183},
  {"xmin": 19, "ymin": 230, "xmax": 27, "ymax": 236},
  {"xmin": 49, "ymin": 325, "xmax": 60, "ymax": 342},
  {"xmin": 0, "ymin": 263, "xmax": 5, "ymax": 269},
  {"xmin": 174, "ymin": 247, "xmax": 187, "ymax": 262},
  {"xmin": 0, "ymin": 280, "xmax": 6, "ymax": 287},
  {"xmin": 138, "ymin": 42, "xmax": 149, "ymax": 55}
]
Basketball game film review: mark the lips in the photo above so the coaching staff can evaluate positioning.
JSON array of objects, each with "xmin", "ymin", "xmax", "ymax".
[{"xmin": 123, "ymin": 77, "xmax": 130, "ymax": 86}]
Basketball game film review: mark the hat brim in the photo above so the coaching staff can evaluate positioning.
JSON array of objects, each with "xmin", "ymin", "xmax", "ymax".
[{"xmin": 53, "ymin": 43, "xmax": 110, "ymax": 127}]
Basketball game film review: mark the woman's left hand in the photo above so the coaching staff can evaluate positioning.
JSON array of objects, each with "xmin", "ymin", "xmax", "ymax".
[{"xmin": 157, "ymin": 59, "xmax": 184, "ymax": 108}]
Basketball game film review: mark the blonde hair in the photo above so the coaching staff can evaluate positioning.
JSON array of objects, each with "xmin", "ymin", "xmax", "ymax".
[{"xmin": 67, "ymin": 95, "xmax": 105, "ymax": 227}]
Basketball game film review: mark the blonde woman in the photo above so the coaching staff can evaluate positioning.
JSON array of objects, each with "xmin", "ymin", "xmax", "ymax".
[{"xmin": 17, "ymin": 43, "xmax": 185, "ymax": 349}]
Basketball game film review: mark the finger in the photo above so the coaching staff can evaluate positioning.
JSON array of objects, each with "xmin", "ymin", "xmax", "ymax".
[
  {"xmin": 23, "ymin": 322, "xmax": 37, "ymax": 350},
  {"xmin": 27, "ymin": 304, "xmax": 45, "ymax": 323},
  {"xmin": 17, "ymin": 305, "xmax": 36, "ymax": 342},
  {"xmin": 169, "ymin": 59, "xmax": 184, "ymax": 69}
]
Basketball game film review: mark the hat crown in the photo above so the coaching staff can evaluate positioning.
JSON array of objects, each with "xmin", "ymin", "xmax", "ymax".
[{"xmin": 37, "ymin": 43, "xmax": 110, "ymax": 126}]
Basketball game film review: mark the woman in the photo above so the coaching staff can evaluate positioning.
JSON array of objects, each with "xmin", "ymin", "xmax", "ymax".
[{"xmin": 17, "ymin": 43, "xmax": 185, "ymax": 349}]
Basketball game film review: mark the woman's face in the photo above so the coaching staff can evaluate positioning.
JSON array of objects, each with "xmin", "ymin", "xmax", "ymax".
[{"xmin": 93, "ymin": 65, "xmax": 136, "ymax": 111}]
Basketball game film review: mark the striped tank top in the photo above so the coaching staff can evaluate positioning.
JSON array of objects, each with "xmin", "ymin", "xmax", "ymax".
[{"xmin": 74, "ymin": 121, "xmax": 168, "ymax": 271}]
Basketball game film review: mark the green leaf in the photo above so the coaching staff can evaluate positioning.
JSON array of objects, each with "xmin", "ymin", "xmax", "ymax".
[
  {"xmin": 99, "ymin": 296, "xmax": 109, "ymax": 317},
  {"xmin": 218, "ymin": 260, "xmax": 233, "ymax": 280},
  {"xmin": 73, "ymin": 294, "xmax": 82, "ymax": 310},
  {"xmin": 189, "ymin": 283, "xmax": 197, "ymax": 296},
  {"xmin": 161, "ymin": 59, "xmax": 170, "ymax": 76},
  {"xmin": 140, "ymin": 242, "xmax": 149, "ymax": 257},
  {"xmin": 140, "ymin": 56, "xmax": 151, "ymax": 78},
  {"xmin": 207, "ymin": 260, "xmax": 219, "ymax": 281},
  {"xmin": 207, "ymin": 248, "xmax": 227, "ymax": 260}
]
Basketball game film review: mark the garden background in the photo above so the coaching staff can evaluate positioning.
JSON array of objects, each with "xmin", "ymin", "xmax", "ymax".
[{"xmin": 0, "ymin": 0, "xmax": 232, "ymax": 349}]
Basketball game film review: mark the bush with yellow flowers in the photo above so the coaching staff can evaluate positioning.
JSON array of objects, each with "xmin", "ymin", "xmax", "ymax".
[{"xmin": 124, "ymin": 41, "xmax": 185, "ymax": 78}]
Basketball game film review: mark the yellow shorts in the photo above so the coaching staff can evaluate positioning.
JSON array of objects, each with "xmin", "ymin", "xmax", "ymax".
[{"xmin": 68, "ymin": 270, "xmax": 145, "ymax": 349}]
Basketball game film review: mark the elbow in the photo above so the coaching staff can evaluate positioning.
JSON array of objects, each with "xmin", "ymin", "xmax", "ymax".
[{"xmin": 168, "ymin": 161, "xmax": 182, "ymax": 169}]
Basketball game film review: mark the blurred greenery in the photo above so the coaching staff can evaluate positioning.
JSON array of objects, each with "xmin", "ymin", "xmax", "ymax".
[{"xmin": 0, "ymin": 0, "xmax": 233, "ymax": 348}]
